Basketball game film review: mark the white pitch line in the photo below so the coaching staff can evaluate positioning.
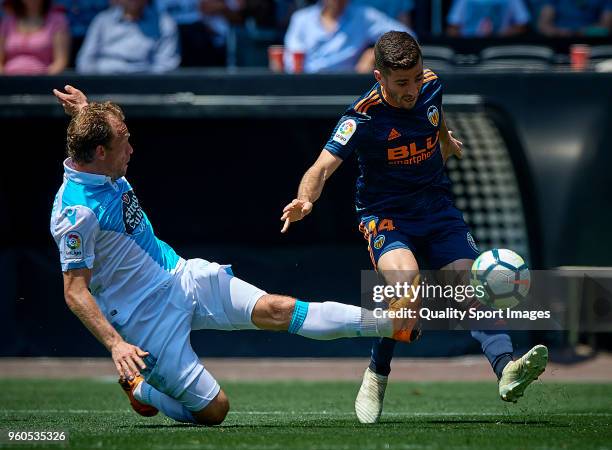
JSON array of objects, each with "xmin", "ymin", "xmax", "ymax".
[{"xmin": 2, "ymin": 410, "xmax": 611, "ymax": 417}]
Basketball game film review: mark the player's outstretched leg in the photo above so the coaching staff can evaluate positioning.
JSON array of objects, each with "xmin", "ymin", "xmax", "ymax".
[
  {"xmin": 498, "ymin": 344, "xmax": 548, "ymax": 402},
  {"xmin": 250, "ymin": 294, "xmax": 419, "ymax": 342},
  {"xmin": 441, "ymin": 259, "xmax": 540, "ymax": 402}
]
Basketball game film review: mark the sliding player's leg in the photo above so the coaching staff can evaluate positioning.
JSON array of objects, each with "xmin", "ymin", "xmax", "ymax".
[
  {"xmin": 133, "ymin": 363, "xmax": 228, "ymax": 425},
  {"xmin": 187, "ymin": 258, "xmax": 416, "ymax": 341}
]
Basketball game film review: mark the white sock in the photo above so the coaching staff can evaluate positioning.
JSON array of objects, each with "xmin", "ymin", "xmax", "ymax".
[
  {"xmin": 134, "ymin": 381, "xmax": 196, "ymax": 424},
  {"xmin": 293, "ymin": 301, "xmax": 392, "ymax": 340}
]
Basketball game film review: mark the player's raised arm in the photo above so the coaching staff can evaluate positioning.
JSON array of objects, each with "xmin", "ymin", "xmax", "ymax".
[
  {"xmin": 53, "ymin": 85, "xmax": 89, "ymax": 116},
  {"xmin": 281, "ymin": 149, "xmax": 343, "ymax": 233},
  {"xmin": 63, "ymin": 268, "xmax": 148, "ymax": 381},
  {"xmin": 440, "ymin": 109, "xmax": 463, "ymax": 163}
]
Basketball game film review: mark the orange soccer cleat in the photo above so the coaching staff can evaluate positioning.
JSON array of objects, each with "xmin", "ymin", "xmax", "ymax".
[
  {"xmin": 389, "ymin": 273, "xmax": 422, "ymax": 343},
  {"xmin": 118, "ymin": 375, "xmax": 159, "ymax": 417}
]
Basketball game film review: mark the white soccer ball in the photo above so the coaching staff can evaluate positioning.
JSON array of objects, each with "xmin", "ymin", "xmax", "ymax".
[{"xmin": 470, "ymin": 249, "xmax": 530, "ymax": 309}]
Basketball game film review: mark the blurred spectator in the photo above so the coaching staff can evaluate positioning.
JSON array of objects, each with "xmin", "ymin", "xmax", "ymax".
[
  {"xmin": 447, "ymin": 0, "xmax": 530, "ymax": 37},
  {"xmin": 537, "ymin": 0, "xmax": 612, "ymax": 37},
  {"xmin": 156, "ymin": 0, "xmax": 242, "ymax": 66},
  {"xmin": 53, "ymin": 0, "xmax": 109, "ymax": 65},
  {"xmin": 283, "ymin": 0, "xmax": 411, "ymax": 73},
  {"xmin": 352, "ymin": 0, "xmax": 414, "ymax": 27},
  {"xmin": 241, "ymin": 0, "xmax": 276, "ymax": 27},
  {"xmin": 200, "ymin": 0, "xmax": 243, "ymax": 43},
  {"xmin": 155, "ymin": 0, "xmax": 220, "ymax": 66},
  {"xmin": 76, "ymin": 0, "xmax": 180, "ymax": 73},
  {"xmin": 0, "ymin": 0, "xmax": 69, "ymax": 75}
]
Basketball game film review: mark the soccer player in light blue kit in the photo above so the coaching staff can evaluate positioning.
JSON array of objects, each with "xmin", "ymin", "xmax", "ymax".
[
  {"xmin": 50, "ymin": 86, "xmax": 418, "ymax": 426},
  {"xmin": 281, "ymin": 31, "xmax": 549, "ymax": 423}
]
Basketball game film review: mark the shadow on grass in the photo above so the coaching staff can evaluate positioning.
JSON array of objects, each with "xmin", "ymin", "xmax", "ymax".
[
  {"xmin": 128, "ymin": 421, "xmax": 364, "ymax": 430},
  {"xmin": 379, "ymin": 419, "xmax": 570, "ymax": 427}
]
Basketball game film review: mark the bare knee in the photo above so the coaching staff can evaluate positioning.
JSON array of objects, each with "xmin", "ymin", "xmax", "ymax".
[
  {"xmin": 380, "ymin": 263, "xmax": 419, "ymax": 286},
  {"xmin": 378, "ymin": 248, "xmax": 419, "ymax": 285},
  {"xmin": 192, "ymin": 390, "xmax": 230, "ymax": 426},
  {"xmin": 251, "ymin": 294, "xmax": 295, "ymax": 330}
]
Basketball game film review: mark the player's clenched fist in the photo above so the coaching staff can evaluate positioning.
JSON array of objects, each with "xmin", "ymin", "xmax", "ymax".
[
  {"xmin": 111, "ymin": 340, "xmax": 149, "ymax": 381},
  {"xmin": 280, "ymin": 199, "xmax": 313, "ymax": 233}
]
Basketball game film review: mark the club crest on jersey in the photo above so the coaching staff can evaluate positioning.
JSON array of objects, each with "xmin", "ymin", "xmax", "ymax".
[
  {"xmin": 64, "ymin": 231, "xmax": 83, "ymax": 258},
  {"xmin": 333, "ymin": 119, "xmax": 357, "ymax": 146},
  {"xmin": 427, "ymin": 105, "xmax": 439, "ymax": 127},
  {"xmin": 122, "ymin": 190, "xmax": 144, "ymax": 235},
  {"xmin": 373, "ymin": 234, "xmax": 385, "ymax": 250}
]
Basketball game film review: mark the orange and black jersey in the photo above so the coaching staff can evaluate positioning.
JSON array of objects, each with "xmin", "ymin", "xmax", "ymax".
[{"xmin": 324, "ymin": 69, "xmax": 452, "ymax": 218}]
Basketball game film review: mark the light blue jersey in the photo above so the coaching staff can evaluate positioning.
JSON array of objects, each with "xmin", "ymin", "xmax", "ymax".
[{"xmin": 50, "ymin": 158, "xmax": 184, "ymax": 325}]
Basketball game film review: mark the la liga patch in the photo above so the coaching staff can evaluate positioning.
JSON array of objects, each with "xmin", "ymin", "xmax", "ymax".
[
  {"xmin": 333, "ymin": 119, "xmax": 357, "ymax": 146},
  {"xmin": 64, "ymin": 231, "xmax": 83, "ymax": 259}
]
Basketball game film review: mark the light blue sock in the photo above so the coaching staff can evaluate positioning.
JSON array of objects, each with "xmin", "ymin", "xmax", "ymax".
[
  {"xmin": 135, "ymin": 381, "xmax": 196, "ymax": 423},
  {"xmin": 288, "ymin": 300, "xmax": 392, "ymax": 340}
]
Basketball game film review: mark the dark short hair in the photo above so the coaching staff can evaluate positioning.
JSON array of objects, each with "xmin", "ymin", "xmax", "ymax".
[
  {"xmin": 66, "ymin": 102, "xmax": 125, "ymax": 164},
  {"xmin": 7, "ymin": 0, "xmax": 52, "ymax": 18},
  {"xmin": 374, "ymin": 31, "xmax": 422, "ymax": 74}
]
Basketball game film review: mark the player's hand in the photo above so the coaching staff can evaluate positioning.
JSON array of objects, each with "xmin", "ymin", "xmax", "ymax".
[
  {"xmin": 442, "ymin": 130, "xmax": 463, "ymax": 162},
  {"xmin": 111, "ymin": 340, "xmax": 148, "ymax": 381},
  {"xmin": 53, "ymin": 85, "xmax": 88, "ymax": 116},
  {"xmin": 280, "ymin": 199, "xmax": 313, "ymax": 233}
]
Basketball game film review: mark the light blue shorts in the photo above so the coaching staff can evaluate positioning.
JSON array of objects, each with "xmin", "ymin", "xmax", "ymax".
[{"xmin": 113, "ymin": 258, "xmax": 266, "ymax": 411}]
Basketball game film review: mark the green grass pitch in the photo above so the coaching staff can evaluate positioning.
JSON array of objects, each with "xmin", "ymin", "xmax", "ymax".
[{"xmin": 1, "ymin": 379, "xmax": 611, "ymax": 449}]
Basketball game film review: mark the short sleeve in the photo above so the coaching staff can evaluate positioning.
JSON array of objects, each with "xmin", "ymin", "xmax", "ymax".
[
  {"xmin": 52, "ymin": 205, "xmax": 99, "ymax": 272},
  {"xmin": 324, "ymin": 113, "xmax": 370, "ymax": 160}
]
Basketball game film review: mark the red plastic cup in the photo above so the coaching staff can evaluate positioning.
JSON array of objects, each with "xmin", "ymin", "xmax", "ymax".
[
  {"xmin": 268, "ymin": 45, "xmax": 284, "ymax": 73},
  {"xmin": 292, "ymin": 51, "xmax": 305, "ymax": 74},
  {"xmin": 570, "ymin": 44, "xmax": 590, "ymax": 71}
]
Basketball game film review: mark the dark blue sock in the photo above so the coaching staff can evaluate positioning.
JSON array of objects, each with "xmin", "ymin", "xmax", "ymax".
[
  {"xmin": 369, "ymin": 337, "xmax": 397, "ymax": 376},
  {"xmin": 471, "ymin": 330, "xmax": 514, "ymax": 379},
  {"xmin": 493, "ymin": 354, "xmax": 514, "ymax": 380}
]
